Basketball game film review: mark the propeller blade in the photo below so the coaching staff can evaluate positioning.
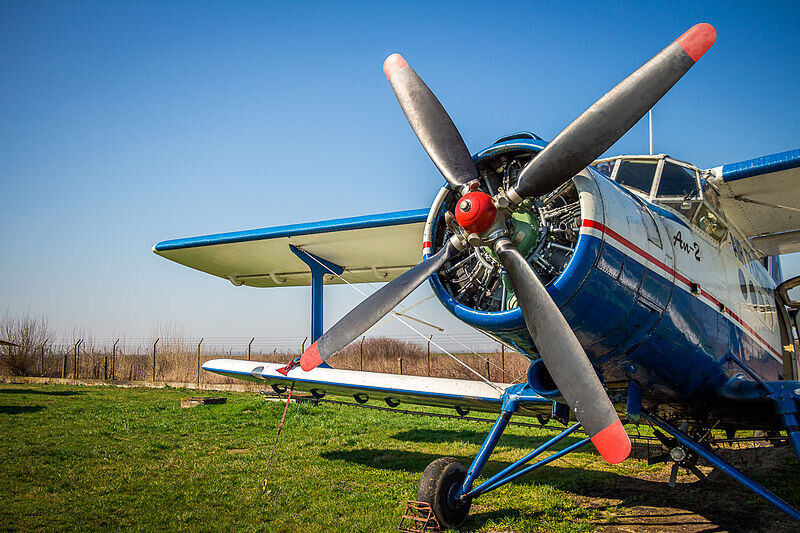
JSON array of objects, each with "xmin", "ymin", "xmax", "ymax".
[
  {"xmin": 510, "ymin": 23, "xmax": 716, "ymax": 201},
  {"xmin": 384, "ymin": 53, "xmax": 479, "ymax": 189},
  {"xmin": 300, "ymin": 239, "xmax": 460, "ymax": 371},
  {"xmin": 495, "ymin": 239, "xmax": 631, "ymax": 463},
  {"xmin": 669, "ymin": 463, "xmax": 680, "ymax": 487}
]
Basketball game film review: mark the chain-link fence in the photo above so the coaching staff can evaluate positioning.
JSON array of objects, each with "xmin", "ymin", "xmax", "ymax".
[{"xmin": 13, "ymin": 334, "xmax": 530, "ymax": 387}]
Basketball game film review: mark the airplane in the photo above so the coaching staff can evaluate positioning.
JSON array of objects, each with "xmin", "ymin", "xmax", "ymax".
[{"xmin": 153, "ymin": 23, "xmax": 800, "ymax": 528}]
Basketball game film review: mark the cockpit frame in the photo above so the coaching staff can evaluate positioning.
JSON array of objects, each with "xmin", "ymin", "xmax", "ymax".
[{"xmin": 594, "ymin": 154, "xmax": 729, "ymax": 243}]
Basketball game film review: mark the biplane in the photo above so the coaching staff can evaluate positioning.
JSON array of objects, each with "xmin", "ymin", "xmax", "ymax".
[{"xmin": 154, "ymin": 23, "xmax": 800, "ymax": 527}]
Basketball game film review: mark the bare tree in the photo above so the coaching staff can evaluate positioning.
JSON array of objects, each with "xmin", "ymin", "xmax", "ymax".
[{"xmin": 0, "ymin": 313, "xmax": 54, "ymax": 376}]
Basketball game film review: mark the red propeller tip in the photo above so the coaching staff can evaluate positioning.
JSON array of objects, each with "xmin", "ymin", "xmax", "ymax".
[
  {"xmin": 299, "ymin": 342, "xmax": 322, "ymax": 371},
  {"xmin": 675, "ymin": 23, "xmax": 716, "ymax": 62},
  {"xmin": 383, "ymin": 53, "xmax": 408, "ymax": 80},
  {"xmin": 590, "ymin": 419, "xmax": 631, "ymax": 464}
]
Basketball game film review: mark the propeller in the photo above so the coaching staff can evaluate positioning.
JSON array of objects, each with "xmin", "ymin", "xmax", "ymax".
[
  {"xmin": 508, "ymin": 22, "xmax": 716, "ymax": 203},
  {"xmin": 299, "ymin": 23, "xmax": 717, "ymax": 464}
]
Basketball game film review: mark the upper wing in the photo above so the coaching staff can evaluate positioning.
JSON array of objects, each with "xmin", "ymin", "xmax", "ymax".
[
  {"xmin": 153, "ymin": 209, "xmax": 428, "ymax": 287},
  {"xmin": 203, "ymin": 358, "xmax": 552, "ymax": 417},
  {"xmin": 708, "ymin": 149, "xmax": 800, "ymax": 255}
]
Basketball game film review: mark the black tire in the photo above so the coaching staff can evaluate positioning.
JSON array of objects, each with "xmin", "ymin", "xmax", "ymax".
[{"xmin": 416, "ymin": 457, "xmax": 471, "ymax": 529}]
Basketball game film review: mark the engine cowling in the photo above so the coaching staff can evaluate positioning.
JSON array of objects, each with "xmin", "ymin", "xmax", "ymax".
[{"xmin": 423, "ymin": 136, "xmax": 603, "ymax": 358}]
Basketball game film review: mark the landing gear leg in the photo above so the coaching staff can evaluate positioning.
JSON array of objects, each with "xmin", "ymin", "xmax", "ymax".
[
  {"xmin": 642, "ymin": 411, "xmax": 800, "ymax": 522},
  {"xmin": 416, "ymin": 383, "xmax": 593, "ymax": 529}
]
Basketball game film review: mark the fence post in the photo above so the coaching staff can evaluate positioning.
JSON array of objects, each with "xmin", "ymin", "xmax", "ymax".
[
  {"xmin": 40, "ymin": 344, "xmax": 45, "ymax": 377},
  {"xmin": 397, "ymin": 357, "xmax": 403, "ymax": 375},
  {"xmin": 196, "ymin": 338, "xmax": 203, "ymax": 386},
  {"xmin": 152, "ymin": 338, "xmax": 159, "ymax": 382},
  {"xmin": 248, "ymin": 338, "xmax": 254, "ymax": 361},
  {"xmin": 427, "ymin": 335, "xmax": 433, "ymax": 377},
  {"xmin": 104, "ymin": 351, "xmax": 108, "ymax": 380},
  {"xmin": 360, "ymin": 336, "xmax": 365, "ymax": 371},
  {"xmin": 62, "ymin": 348, "xmax": 67, "ymax": 379},
  {"xmin": 112, "ymin": 339, "xmax": 119, "ymax": 381},
  {"xmin": 301, "ymin": 336, "xmax": 308, "ymax": 354},
  {"xmin": 73, "ymin": 340, "xmax": 82, "ymax": 379},
  {"xmin": 486, "ymin": 359, "xmax": 491, "ymax": 380},
  {"xmin": 501, "ymin": 343, "xmax": 505, "ymax": 379}
]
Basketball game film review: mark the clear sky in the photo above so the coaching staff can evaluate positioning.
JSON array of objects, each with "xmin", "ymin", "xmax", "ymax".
[{"xmin": 2, "ymin": 1, "xmax": 799, "ymax": 347}]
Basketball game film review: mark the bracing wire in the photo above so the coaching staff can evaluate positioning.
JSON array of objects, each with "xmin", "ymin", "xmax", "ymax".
[{"xmin": 301, "ymin": 250, "xmax": 524, "ymax": 383}]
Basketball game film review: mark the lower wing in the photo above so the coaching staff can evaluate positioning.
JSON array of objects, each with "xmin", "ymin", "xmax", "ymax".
[{"xmin": 203, "ymin": 358, "xmax": 552, "ymax": 416}]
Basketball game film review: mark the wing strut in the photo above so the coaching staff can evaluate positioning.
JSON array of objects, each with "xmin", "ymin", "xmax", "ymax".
[{"xmin": 288, "ymin": 245, "xmax": 344, "ymax": 350}]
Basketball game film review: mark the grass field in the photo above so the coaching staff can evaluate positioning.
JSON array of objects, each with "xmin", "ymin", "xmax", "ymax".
[{"xmin": 1, "ymin": 384, "xmax": 799, "ymax": 532}]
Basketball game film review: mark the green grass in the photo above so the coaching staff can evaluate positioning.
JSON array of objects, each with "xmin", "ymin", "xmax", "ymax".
[{"xmin": 1, "ymin": 384, "xmax": 798, "ymax": 532}]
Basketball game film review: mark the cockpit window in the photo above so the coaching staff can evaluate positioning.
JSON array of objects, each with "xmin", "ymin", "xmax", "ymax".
[
  {"xmin": 701, "ymin": 178, "xmax": 721, "ymax": 212},
  {"xmin": 615, "ymin": 160, "xmax": 656, "ymax": 195},
  {"xmin": 657, "ymin": 162, "xmax": 698, "ymax": 197},
  {"xmin": 693, "ymin": 203, "xmax": 728, "ymax": 242}
]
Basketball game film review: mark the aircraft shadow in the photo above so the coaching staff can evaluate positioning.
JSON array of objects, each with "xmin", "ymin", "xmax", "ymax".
[
  {"xmin": 390, "ymin": 428, "xmax": 586, "ymax": 449},
  {"xmin": 391, "ymin": 427, "xmax": 654, "ymax": 458},
  {"xmin": 321, "ymin": 448, "xmax": 453, "ymax": 473},
  {"xmin": 0, "ymin": 405, "xmax": 46, "ymax": 415},
  {"xmin": 322, "ymin": 446, "xmax": 799, "ymax": 531},
  {"xmin": 0, "ymin": 388, "xmax": 82, "ymax": 396}
]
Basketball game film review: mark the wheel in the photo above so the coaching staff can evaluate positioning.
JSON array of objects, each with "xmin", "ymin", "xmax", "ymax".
[{"xmin": 417, "ymin": 457, "xmax": 471, "ymax": 529}]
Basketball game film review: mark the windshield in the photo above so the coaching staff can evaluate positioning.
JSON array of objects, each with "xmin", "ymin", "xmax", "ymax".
[
  {"xmin": 658, "ymin": 162, "xmax": 698, "ymax": 197},
  {"xmin": 615, "ymin": 160, "xmax": 657, "ymax": 195}
]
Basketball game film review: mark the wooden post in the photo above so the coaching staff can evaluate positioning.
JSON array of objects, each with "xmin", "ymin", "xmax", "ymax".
[
  {"xmin": 427, "ymin": 335, "xmax": 433, "ymax": 377},
  {"xmin": 196, "ymin": 338, "xmax": 203, "ymax": 385},
  {"xmin": 360, "ymin": 336, "xmax": 365, "ymax": 371},
  {"xmin": 40, "ymin": 344, "xmax": 45, "ymax": 377},
  {"xmin": 112, "ymin": 339, "xmax": 119, "ymax": 381},
  {"xmin": 104, "ymin": 353, "xmax": 108, "ymax": 380},
  {"xmin": 397, "ymin": 357, "xmax": 403, "ymax": 375},
  {"xmin": 62, "ymin": 349, "xmax": 67, "ymax": 379},
  {"xmin": 248, "ymin": 338, "xmax": 254, "ymax": 361},
  {"xmin": 152, "ymin": 338, "xmax": 159, "ymax": 382},
  {"xmin": 486, "ymin": 359, "xmax": 491, "ymax": 380},
  {"xmin": 301, "ymin": 336, "xmax": 308, "ymax": 354}
]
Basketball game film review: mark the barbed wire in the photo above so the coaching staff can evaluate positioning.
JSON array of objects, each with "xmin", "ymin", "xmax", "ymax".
[{"xmin": 45, "ymin": 333, "xmax": 520, "ymax": 356}]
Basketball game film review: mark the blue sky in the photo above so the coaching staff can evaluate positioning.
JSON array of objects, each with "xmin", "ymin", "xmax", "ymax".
[{"xmin": 2, "ymin": 1, "xmax": 799, "ymax": 346}]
